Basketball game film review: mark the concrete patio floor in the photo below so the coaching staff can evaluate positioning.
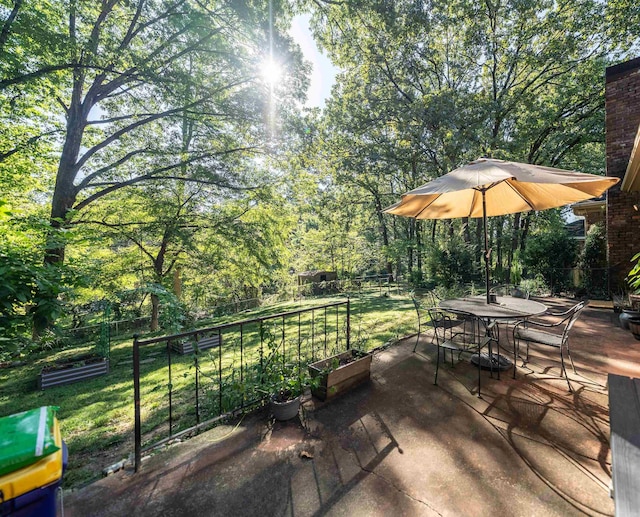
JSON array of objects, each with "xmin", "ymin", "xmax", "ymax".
[{"xmin": 64, "ymin": 298, "xmax": 640, "ymax": 516}]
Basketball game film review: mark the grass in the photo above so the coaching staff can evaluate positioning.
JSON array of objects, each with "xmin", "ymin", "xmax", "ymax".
[{"xmin": 0, "ymin": 289, "xmax": 416, "ymax": 488}]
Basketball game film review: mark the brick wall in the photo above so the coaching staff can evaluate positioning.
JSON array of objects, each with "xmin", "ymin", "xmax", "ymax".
[{"xmin": 606, "ymin": 57, "xmax": 640, "ymax": 291}]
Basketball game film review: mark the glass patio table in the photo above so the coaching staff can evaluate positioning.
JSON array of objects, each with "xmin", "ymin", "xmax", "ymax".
[{"xmin": 438, "ymin": 296, "xmax": 548, "ymax": 371}]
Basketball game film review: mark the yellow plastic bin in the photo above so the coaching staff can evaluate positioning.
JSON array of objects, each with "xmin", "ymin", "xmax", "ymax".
[{"xmin": 0, "ymin": 417, "xmax": 67, "ymax": 516}]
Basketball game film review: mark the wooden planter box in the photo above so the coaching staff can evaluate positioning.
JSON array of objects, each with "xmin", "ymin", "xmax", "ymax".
[
  {"xmin": 308, "ymin": 349, "xmax": 372, "ymax": 401},
  {"xmin": 39, "ymin": 355, "xmax": 109, "ymax": 390}
]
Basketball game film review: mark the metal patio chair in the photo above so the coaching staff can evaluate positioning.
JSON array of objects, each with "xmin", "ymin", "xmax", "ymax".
[
  {"xmin": 512, "ymin": 300, "xmax": 587, "ymax": 392},
  {"xmin": 489, "ymin": 284, "xmax": 530, "ymax": 300},
  {"xmin": 427, "ymin": 307, "xmax": 493, "ymax": 396},
  {"xmin": 488, "ymin": 284, "xmax": 531, "ymax": 377},
  {"xmin": 412, "ymin": 294, "xmax": 464, "ymax": 352}
]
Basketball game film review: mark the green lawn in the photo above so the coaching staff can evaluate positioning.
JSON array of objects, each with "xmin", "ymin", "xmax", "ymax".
[{"xmin": 0, "ymin": 289, "xmax": 416, "ymax": 488}]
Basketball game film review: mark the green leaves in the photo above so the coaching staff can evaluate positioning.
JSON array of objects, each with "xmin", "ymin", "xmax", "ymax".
[{"xmin": 628, "ymin": 252, "xmax": 640, "ymax": 293}]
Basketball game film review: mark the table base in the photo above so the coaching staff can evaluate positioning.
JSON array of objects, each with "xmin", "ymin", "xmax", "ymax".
[{"xmin": 471, "ymin": 353, "xmax": 512, "ymax": 371}]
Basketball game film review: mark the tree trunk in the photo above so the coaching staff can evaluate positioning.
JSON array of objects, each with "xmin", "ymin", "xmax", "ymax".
[
  {"xmin": 407, "ymin": 219, "xmax": 414, "ymax": 276},
  {"xmin": 496, "ymin": 216, "xmax": 503, "ymax": 281},
  {"xmin": 506, "ymin": 213, "xmax": 520, "ymax": 283},
  {"xmin": 374, "ymin": 197, "xmax": 393, "ymax": 276},
  {"xmin": 416, "ymin": 220, "xmax": 422, "ymax": 278},
  {"xmin": 520, "ymin": 213, "xmax": 531, "ymax": 253},
  {"xmin": 44, "ymin": 77, "xmax": 89, "ymax": 264},
  {"xmin": 462, "ymin": 217, "xmax": 471, "ymax": 244},
  {"xmin": 475, "ymin": 218, "xmax": 483, "ymax": 275},
  {"xmin": 150, "ymin": 294, "xmax": 160, "ymax": 331},
  {"xmin": 173, "ymin": 267, "xmax": 182, "ymax": 298}
]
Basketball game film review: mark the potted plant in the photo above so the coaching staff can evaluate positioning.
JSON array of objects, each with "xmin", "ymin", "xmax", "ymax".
[
  {"xmin": 308, "ymin": 349, "xmax": 372, "ymax": 401},
  {"xmin": 259, "ymin": 343, "xmax": 313, "ymax": 421},
  {"xmin": 626, "ymin": 252, "xmax": 640, "ymax": 340}
]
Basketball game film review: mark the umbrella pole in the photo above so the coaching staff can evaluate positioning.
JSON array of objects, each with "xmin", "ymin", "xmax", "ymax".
[{"xmin": 482, "ymin": 189, "xmax": 490, "ymax": 304}]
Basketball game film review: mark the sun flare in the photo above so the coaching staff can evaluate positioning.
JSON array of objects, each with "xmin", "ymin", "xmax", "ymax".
[{"xmin": 260, "ymin": 58, "xmax": 282, "ymax": 86}]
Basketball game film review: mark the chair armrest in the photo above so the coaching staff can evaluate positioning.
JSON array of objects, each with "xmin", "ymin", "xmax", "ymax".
[
  {"xmin": 513, "ymin": 319, "xmax": 558, "ymax": 331},
  {"xmin": 545, "ymin": 307, "xmax": 574, "ymax": 317}
]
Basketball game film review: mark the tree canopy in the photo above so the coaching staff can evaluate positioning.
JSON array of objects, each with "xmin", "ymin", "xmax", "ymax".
[{"xmin": 1, "ymin": 0, "xmax": 638, "ymax": 348}]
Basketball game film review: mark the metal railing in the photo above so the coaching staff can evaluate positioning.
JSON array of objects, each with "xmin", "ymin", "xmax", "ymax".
[{"xmin": 132, "ymin": 299, "xmax": 351, "ymax": 472}]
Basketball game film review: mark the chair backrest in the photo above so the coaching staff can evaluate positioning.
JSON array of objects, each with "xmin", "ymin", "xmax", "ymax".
[
  {"xmin": 561, "ymin": 300, "xmax": 588, "ymax": 342},
  {"xmin": 490, "ymin": 283, "xmax": 530, "ymax": 299},
  {"xmin": 427, "ymin": 307, "xmax": 476, "ymax": 346},
  {"xmin": 412, "ymin": 295, "xmax": 423, "ymax": 326},
  {"xmin": 426, "ymin": 308, "xmax": 450, "ymax": 345}
]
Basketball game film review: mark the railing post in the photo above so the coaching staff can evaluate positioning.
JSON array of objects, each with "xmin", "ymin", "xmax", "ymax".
[
  {"xmin": 218, "ymin": 331, "xmax": 223, "ymax": 414},
  {"xmin": 259, "ymin": 321, "xmax": 264, "ymax": 389},
  {"xmin": 239, "ymin": 325, "xmax": 243, "ymax": 401},
  {"xmin": 195, "ymin": 333, "xmax": 200, "ymax": 425},
  {"xmin": 311, "ymin": 310, "xmax": 315, "ymax": 360},
  {"xmin": 297, "ymin": 312, "xmax": 301, "ymax": 359},
  {"xmin": 133, "ymin": 334, "xmax": 141, "ymax": 473},
  {"xmin": 167, "ymin": 339, "xmax": 172, "ymax": 437},
  {"xmin": 324, "ymin": 307, "xmax": 327, "ymax": 356},
  {"xmin": 346, "ymin": 298, "xmax": 351, "ymax": 350}
]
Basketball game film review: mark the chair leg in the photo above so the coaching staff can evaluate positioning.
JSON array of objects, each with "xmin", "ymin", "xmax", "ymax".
[
  {"xmin": 560, "ymin": 346, "xmax": 572, "ymax": 393},
  {"xmin": 515, "ymin": 337, "xmax": 528, "ymax": 368},
  {"xmin": 567, "ymin": 345, "xmax": 577, "ymax": 374},
  {"xmin": 512, "ymin": 335, "xmax": 517, "ymax": 380},
  {"xmin": 434, "ymin": 345, "xmax": 440, "ymax": 385},
  {"xmin": 494, "ymin": 328, "xmax": 501, "ymax": 381},
  {"xmin": 477, "ymin": 341, "xmax": 481, "ymax": 398},
  {"xmin": 413, "ymin": 330, "xmax": 421, "ymax": 353}
]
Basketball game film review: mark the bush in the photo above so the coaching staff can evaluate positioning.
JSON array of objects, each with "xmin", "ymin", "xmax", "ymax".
[
  {"xmin": 579, "ymin": 223, "xmax": 608, "ymax": 297},
  {"xmin": 425, "ymin": 237, "xmax": 476, "ymax": 288},
  {"xmin": 0, "ymin": 248, "xmax": 78, "ymax": 356},
  {"xmin": 522, "ymin": 230, "xmax": 577, "ymax": 294}
]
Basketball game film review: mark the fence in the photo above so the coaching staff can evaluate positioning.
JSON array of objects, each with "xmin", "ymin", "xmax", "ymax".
[
  {"xmin": 56, "ymin": 275, "xmax": 402, "ymax": 342},
  {"xmin": 63, "ymin": 317, "xmax": 150, "ymax": 341},
  {"xmin": 132, "ymin": 300, "xmax": 351, "ymax": 472}
]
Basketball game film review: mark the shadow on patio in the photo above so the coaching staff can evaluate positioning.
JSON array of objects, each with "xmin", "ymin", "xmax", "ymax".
[{"xmin": 65, "ymin": 299, "xmax": 638, "ymax": 516}]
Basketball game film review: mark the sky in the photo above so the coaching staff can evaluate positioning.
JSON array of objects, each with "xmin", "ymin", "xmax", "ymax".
[{"xmin": 289, "ymin": 14, "xmax": 338, "ymax": 109}]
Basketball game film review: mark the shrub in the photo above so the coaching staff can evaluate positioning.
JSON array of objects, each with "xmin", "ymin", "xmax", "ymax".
[
  {"xmin": 579, "ymin": 223, "xmax": 608, "ymax": 297},
  {"xmin": 425, "ymin": 237, "xmax": 476, "ymax": 288},
  {"xmin": 522, "ymin": 230, "xmax": 577, "ymax": 294}
]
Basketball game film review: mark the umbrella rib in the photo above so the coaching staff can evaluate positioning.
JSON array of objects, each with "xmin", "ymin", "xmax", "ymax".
[
  {"xmin": 504, "ymin": 180, "xmax": 536, "ymax": 211},
  {"xmin": 469, "ymin": 189, "xmax": 479, "ymax": 218},
  {"xmin": 413, "ymin": 196, "xmax": 440, "ymax": 219}
]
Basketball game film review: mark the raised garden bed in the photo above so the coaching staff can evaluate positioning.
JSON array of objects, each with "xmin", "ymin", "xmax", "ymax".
[
  {"xmin": 308, "ymin": 349, "xmax": 372, "ymax": 401},
  {"xmin": 39, "ymin": 354, "xmax": 109, "ymax": 390},
  {"xmin": 171, "ymin": 334, "xmax": 221, "ymax": 355}
]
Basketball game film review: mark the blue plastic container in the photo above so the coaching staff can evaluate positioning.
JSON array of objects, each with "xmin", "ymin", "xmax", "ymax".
[{"xmin": 0, "ymin": 441, "xmax": 67, "ymax": 517}]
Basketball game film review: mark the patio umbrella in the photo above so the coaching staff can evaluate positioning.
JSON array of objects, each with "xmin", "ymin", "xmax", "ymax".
[{"xmin": 384, "ymin": 158, "xmax": 619, "ymax": 303}]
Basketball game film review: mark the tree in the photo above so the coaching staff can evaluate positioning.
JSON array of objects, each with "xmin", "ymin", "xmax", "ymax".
[
  {"xmin": 307, "ymin": 0, "xmax": 638, "ymax": 282},
  {"xmin": 579, "ymin": 223, "xmax": 608, "ymax": 297},
  {"xmin": 1, "ymin": 0, "xmax": 307, "ymax": 329},
  {"xmin": 522, "ymin": 213, "xmax": 578, "ymax": 294},
  {"xmin": 1, "ymin": 0, "xmax": 303, "ymax": 264}
]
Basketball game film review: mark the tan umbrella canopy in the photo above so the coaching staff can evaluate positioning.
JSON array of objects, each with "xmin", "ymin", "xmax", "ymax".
[{"xmin": 384, "ymin": 158, "xmax": 620, "ymax": 302}]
